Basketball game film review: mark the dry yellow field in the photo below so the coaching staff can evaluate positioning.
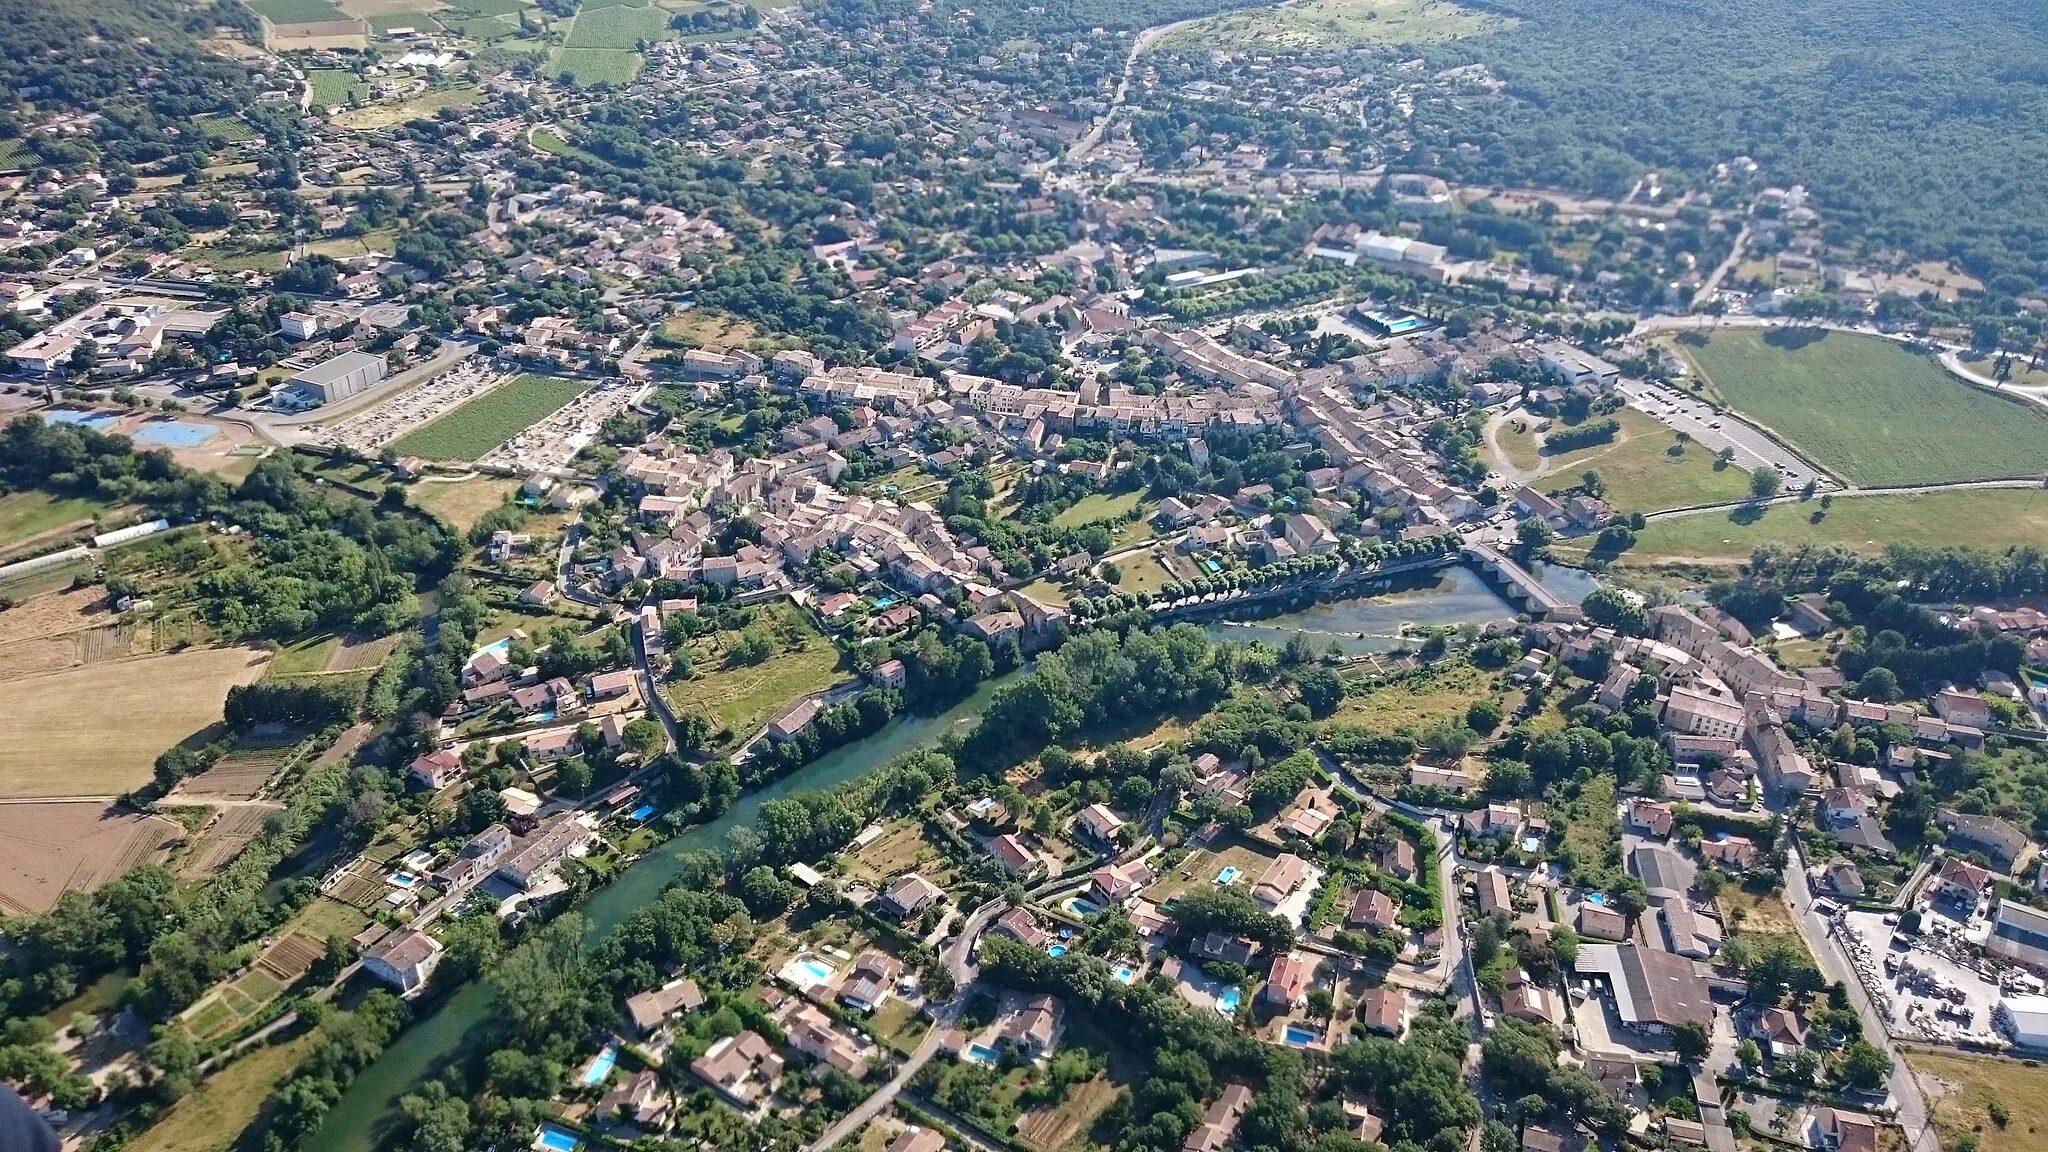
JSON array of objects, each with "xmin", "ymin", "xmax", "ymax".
[{"xmin": 0, "ymin": 646, "xmax": 272, "ymax": 797}]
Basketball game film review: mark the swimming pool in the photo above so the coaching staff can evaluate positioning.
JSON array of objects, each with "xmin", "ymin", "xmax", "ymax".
[
  {"xmin": 1215, "ymin": 866, "xmax": 1240, "ymax": 885},
  {"xmin": 628, "ymin": 804, "xmax": 655, "ymax": 821},
  {"xmin": 1284, "ymin": 1025, "xmax": 1319, "ymax": 1047},
  {"xmin": 1215, "ymin": 987, "xmax": 1242, "ymax": 1014},
  {"xmin": 965, "ymin": 1042, "xmax": 1000, "ymax": 1064},
  {"xmin": 1520, "ymin": 835, "xmax": 1543, "ymax": 853},
  {"xmin": 43, "ymin": 409, "xmax": 118, "ymax": 430},
  {"xmin": 530, "ymin": 710, "xmax": 556, "ymax": 723},
  {"xmin": 387, "ymin": 871, "xmax": 420, "ymax": 888},
  {"xmin": 133, "ymin": 420, "xmax": 218, "ymax": 447},
  {"xmin": 1047, "ymin": 944, "xmax": 1067, "ymax": 957},
  {"xmin": 1202, "ymin": 559, "xmax": 1222, "ymax": 574},
  {"xmin": 1112, "ymin": 964, "xmax": 1137, "ymax": 984},
  {"xmin": 1063, "ymin": 896, "xmax": 1102, "ymax": 917},
  {"xmin": 534, "ymin": 1125, "xmax": 580, "ymax": 1151},
  {"xmin": 873, "ymin": 596, "xmax": 895, "ymax": 608},
  {"xmin": 578, "ymin": 1044, "xmax": 616, "ymax": 1086},
  {"xmin": 472, "ymin": 637, "xmax": 512, "ymax": 664},
  {"xmin": 1586, "ymin": 893, "xmax": 1608, "ymax": 906},
  {"xmin": 788, "ymin": 955, "xmax": 837, "ymax": 987}
]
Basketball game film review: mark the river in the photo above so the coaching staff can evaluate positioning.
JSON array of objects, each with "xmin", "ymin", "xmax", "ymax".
[
  {"xmin": 1201, "ymin": 562, "xmax": 1598, "ymax": 655},
  {"xmin": 304, "ymin": 675, "xmax": 1014, "ymax": 1152}
]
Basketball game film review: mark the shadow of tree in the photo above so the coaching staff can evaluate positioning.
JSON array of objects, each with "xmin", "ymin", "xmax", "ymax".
[
  {"xmin": 1763, "ymin": 327, "xmax": 1829, "ymax": 351},
  {"xmin": 1727, "ymin": 503, "xmax": 1770, "ymax": 526}
]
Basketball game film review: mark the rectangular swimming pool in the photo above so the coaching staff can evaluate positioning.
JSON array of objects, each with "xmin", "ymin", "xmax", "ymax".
[
  {"xmin": 534, "ymin": 1126, "xmax": 579, "ymax": 1151},
  {"xmin": 1284, "ymin": 1025, "xmax": 1318, "ymax": 1047},
  {"xmin": 965, "ymin": 1042, "xmax": 1000, "ymax": 1064},
  {"xmin": 578, "ymin": 1045, "xmax": 616, "ymax": 1086}
]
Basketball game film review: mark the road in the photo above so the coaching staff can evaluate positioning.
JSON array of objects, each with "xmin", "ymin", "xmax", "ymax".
[
  {"xmin": 1616, "ymin": 377, "xmax": 1838, "ymax": 490},
  {"xmin": 1691, "ymin": 221, "xmax": 1753, "ymax": 310},
  {"xmin": 1782, "ymin": 839, "xmax": 1940, "ymax": 1152},
  {"xmin": 1056, "ymin": 17, "xmax": 1202, "ymax": 170},
  {"xmin": 807, "ymin": 898, "xmax": 1007, "ymax": 1152}
]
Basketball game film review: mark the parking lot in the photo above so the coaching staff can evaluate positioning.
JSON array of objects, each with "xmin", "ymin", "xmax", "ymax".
[
  {"xmin": 1617, "ymin": 378, "xmax": 1840, "ymax": 492},
  {"xmin": 312, "ymin": 362, "xmax": 509, "ymax": 453}
]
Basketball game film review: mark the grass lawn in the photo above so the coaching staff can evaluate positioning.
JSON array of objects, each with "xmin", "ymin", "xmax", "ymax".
[
  {"xmin": 1962, "ymin": 352, "xmax": 2048, "ymax": 389},
  {"xmin": 265, "ymin": 633, "xmax": 339, "ymax": 678},
  {"xmin": 248, "ymin": 0, "xmax": 351, "ymax": 21},
  {"xmin": 664, "ymin": 604, "xmax": 846, "ymax": 741},
  {"xmin": 0, "ymin": 490, "xmax": 113, "ymax": 555},
  {"xmin": 1017, "ymin": 578, "xmax": 1072, "ymax": 607},
  {"xmin": 408, "ymin": 475, "xmax": 524, "ymax": 532},
  {"xmin": 1492, "ymin": 414, "xmax": 1544, "ymax": 474},
  {"xmin": 129, "ymin": 1034, "xmax": 316, "ymax": 1152},
  {"xmin": 332, "ymin": 86, "xmax": 484, "ymax": 130},
  {"xmin": 389, "ymin": 374, "xmax": 587, "ymax": 461},
  {"xmin": 1674, "ymin": 329, "xmax": 2048, "ymax": 485},
  {"xmin": 1112, "ymin": 553, "xmax": 1177, "ymax": 596},
  {"xmin": 1908, "ymin": 1050, "xmax": 2048, "ymax": 1152},
  {"xmin": 1595, "ymin": 488, "xmax": 2048, "ymax": 568},
  {"xmin": 1330, "ymin": 660, "xmax": 1497, "ymax": 734},
  {"xmin": 1051, "ymin": 490, "xmax": 1147, "ymax": 528},
  {"xmin": 1529, "ymin": 407, "xmax": 1758, "ymax": 513},
  {"xmin": 292, "ymin": 897, "xmax": 371, "ymax": 943},
  {"xmin": 1159, "ymin": 0, "xmax": 1503, "ymax": 52}
]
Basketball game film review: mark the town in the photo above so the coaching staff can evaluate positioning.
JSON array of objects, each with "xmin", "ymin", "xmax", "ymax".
[{"xmin": 3, "ymin": 3, "xmax": 2048, "ymax": 1152}]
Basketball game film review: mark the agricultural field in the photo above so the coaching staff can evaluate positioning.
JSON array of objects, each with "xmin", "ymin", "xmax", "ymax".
[
  {"xmin": 1159, "ymin": 0, "xmax": 1503, "ymax": 53},
  {"xmin": 248, "ymin": 0, "xmax": 353, "ymax": 21},
  {"xmin": 129, "ymin": 1033, "xmax": 317, "ymax": 1152},
  {"xmin": 1602, "ymin": 488, "xmax": 2048, "ymax": 568},
  {"xmin": 308, "ymin": 69, "xmax": 371, "ymax": 108},
  {"xmin": 1907, "ymin": 1050, "xmax": 2048, "ymax": 1152},
  {"xmin": 0, "ymin": 137, "xmax": 33, "ymax": 170},
  {"xmin": 547, "ymin": 47, "xmax": 645, "ymax": 85},
  {"xmin": 663, "ymin": 604, "xmax": 847, "ymax": 742},
  {"xmin": 1673, "ymin": 329, "xmax": 2048, "ymax": 485},
  {"xmin": 0, "ymin": 490, "xmax": 117, "ymax": 556},
  {"xmin": 0, "ymin": 801, "xmax": 181, "ymax": 914},
  {"xmin": 266, "ymin": 632, "xmax": 341, "ymax": 678},
  {"xmin": 1330, "ymin": 660, "xmax": 1499, "ymax": 734},
  {"xmin": 0, "ymin": 646, "xmax": 271, "ymax": 798},
  {"xmin": 563, "ymin": 0, "xmax": 672, "ymax": 45},
  {"xmin": 180, "ymin": 806, "xmax": 279, "ymax": 878},
  {"xmin": 388, "ymin": 374, "xmax": 588, "ymax": 461},
  {"xmin": 1495, "ymin": 407, "xmax": 1757, "ymax": 513},
  {"xmin": 194, "ymin": 115, "xmax": 258, "ymax": 142}
]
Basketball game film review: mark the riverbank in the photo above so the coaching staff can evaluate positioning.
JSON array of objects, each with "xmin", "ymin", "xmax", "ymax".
[
  {"xmin": 302, "ymin": 674, "xmax": 1016, "ymax": 1152},
  {"xmin": 1197, "ymin": 561, "xmax": 1596, "ymax": 655}
]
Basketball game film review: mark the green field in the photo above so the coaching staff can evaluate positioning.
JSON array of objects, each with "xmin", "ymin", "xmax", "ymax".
[
  {"xmin": 1517, "ymin": 407, "xmax": 1758, "ymax": 513},
  {"xmin": 265, "ymin": 633, "xmax": 340, "ymax": 678},
  {"xmin": 308, "ymin": 69, "xmax": 370, "ymax": 108},
  {"xmin": 0, "ymin": 490, "xmax": 113, "ymax": 555},
  {"xmin": 1050, "ymin": 489, "xmax": 1147, "ymax": 528},
  {"xmin": 664, "ymin": 604, "xmax": 846, "ymax": 742},
  {"xmin": 388, "ymin": 374, "xmax": 587, "ymax": 461},
  {"xmin": 547, "ymin": 47, "xmax": 644, "ymax": 85},
  {"xmin": 443, "ymin": 0, "xmax": 531, "ymax": 14},
  {"xmin": 130, "ymin": 1034, "xmax": 316, "ymax": 1152},
  {"xmin": 1602, "ymin": 488, "xmax": 2048, "ymax": 567},
  {"xmin": 1159, "ymin": 0, "xmax": 1503, "ymax": 52},
  {"xmin": 366, "ymin": 12, "xmax": 442, "ymax": 31},
  {"xmin": 194, "ymin": 115, "xmax": 258, "ymax": 142},
  {"xmin": 248, "ymin": 0, "xmax": 352, "ymax": 22},
  {"xmin": 563, "ymin": 1, "xmax": 671, "ymax": 46},
  {"xmin": 0, "ymin": 138, "xmax": 33, "ymax": 171},
  {"xmin": 1676, "ymin": 329, "xmax": 2048, "ymax": 486}
]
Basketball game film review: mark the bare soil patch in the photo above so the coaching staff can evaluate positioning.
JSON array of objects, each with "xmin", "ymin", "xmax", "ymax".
[{"xmin": 0, "ymin": 802, "xmax": 179, "ymax": 914}]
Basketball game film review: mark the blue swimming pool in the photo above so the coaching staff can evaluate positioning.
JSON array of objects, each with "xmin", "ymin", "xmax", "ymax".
[
  {"xmin": 1047, "ymin": 944, "xmax": 1067, "ymax": 957},
  {"xmin": 1216, "ymin": 987, "xmax": 1242, "ymax": 1014},
  {"xmin": 473, "ymin": 637, "xmax": 512, "ymax": 663},
  {"xmin": 1112, "ymin": 964, "xmax": 1137, "ymax": 984},
  {"xmin": 1586, "ymin": 893, "xmax": 1608, "ymax": 906},
  {"xmin": 1520, "ymin": 835, "xmax": 1542, "ymax": 853},
  {"xmin": 1215, "ymin": 866, "xmax": 1240, "ymax": 885},
  {"xmin": 579, "ymin": 1045, "xmax": 616, "ymax": 1086},
  {"xmin": 966, "ymin": 1042, "xmax": 1000, "ymax": 1064},
  {"xmin": 628, "ymin": 804, "xmax": 654, "ymax": 821},
  {"xmin": 44, "ymin": 409, "xmax": 118, "ymax": 429},
  {"xmin": 1202, "ymin": 559, "xmax": 1222, "ymax": 574},
  {"xmin": 794, "ymin": 956, "xmax": 836, "ymax": 986},
  {"xmin": 387, "ymin": 871, "xmax": 419, "ymax": 888},
  {"xmin": 1284, "ymin": 1025, "xmax": 1318, "ymax": 1047},
  {"xmin": 1063, "ymin": 896, "xmax": 1102, "ymax": 917},
  {"xmin": 133, "ymin": 420, "xmax": 218, "ymax": 447},
  {"xmin": 873, "ymin": 596, "xmax": 895, "ymax": 608},
  {"xmin": 535, "ymin": 1125, "xmax": 580, "ymax": 1151}
]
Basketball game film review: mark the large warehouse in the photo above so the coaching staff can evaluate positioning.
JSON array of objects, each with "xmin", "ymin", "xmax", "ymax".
[
  {"xmin": 1987, "ymin": 899, "xmax": 2048, "ymax": 971},
  {"xmin": 1996, "ymin": 994, "xmax": 2048, "ymax": 1050},
  {"xmin": 280, "ymin": 350, "xmax": 388, "ymax": 410}
]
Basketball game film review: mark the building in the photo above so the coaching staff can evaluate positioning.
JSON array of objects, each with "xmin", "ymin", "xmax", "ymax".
[
  {"xmin": 690, "ymin": 1031, "xmax": 784, "ymax": 1108},
  {"xmin": 1996, "ymin": 994, "xmax": 2048, "ymax": 1049},
  {"xmin": 362, "ymin": 928, "xmax": 442, "ymax": 993},
  {"xmin": 1347, "ymin": 889, "xmax": 1398, "ymax": 933},
  {"xmin": 1988, "ymin": 899, "xmax": 2048, "ymax": 971},
  {"xmin": 989, "ymin": 832, "xmax": 1039, "ymax": 876},
  {"xmin": 1578, "ymin": 902, "xmax": 1629, "ymax": 942},
  {"xmin": 881, "ymin": 872, "xmax": 943, "ymax": 918},
  {"xmin": 1181, "ymin": 1085, "xmax": 1254, "ymax": 1152},
  {"xmin": 1940, "ymin": 810, "xmax": 2028, "ymax": 871},
  {"xmin": 838, "ymin": 950, "xmax": 903, "ymax": 1013},
  {"xmin": 409, "ymin": 748, "xmax": 462, "ymax": 790},
  {"xmin": 1664, "ymin": 685, "xmax": 1747, "ymax": 740},
  {"xmin": 1358, "ymin": 986, "xmax": 1406, "ymax": 1036},
  {"xmin": 1933, "ymin": 858, "xmax": 1992, "ymax": 904},
  {"xmin": 1252, "ymin": 854, "xmax": 1310, "ymax": 909},
  {"xmin": 494, "ymin": 815, "xmax": 594, "ymax": 889},
  {"xmin": 1810, "ymin": 1109, "xmax": 1877, "ymax": 1152},
  {"xmin": 997, "ymin": 994, "xmax": 1064, "ymax": 1059},
  {"xmin": 625, "ymin": 977, "xmax": 704, "ymax": 1037},
  {"xmin": 1074, "ymin": 803, "xmax": 1125, "ymax": 847},
  {"xmin": 281, "ymin": 350, "xmax": 388, "ymax": 409},
  {"xmin": 1575, "ymin": 943, "xmax": 1713, "ymax": 1035},
  {"xmin": 1264, "ymin": 952, "xmax": 1312, "ymax": 1007},
  {"xmin": 1477, "ymin": 868, "xmax": 1512, "ymax": 917},
  {"xmin": 889, "ymin": 1129, "xmax": 948, "ymax": 1152}
]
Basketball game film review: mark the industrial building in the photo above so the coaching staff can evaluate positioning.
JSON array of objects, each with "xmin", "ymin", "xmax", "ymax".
[
  {"xmin": 1996, "ymin": 993, "xmax": 2048, "ymax": 1050},
  {"xmin": 1987, "ymin": 899, "xmax": 2048, "ymax": 971},
  {"xmin": 281, "ymin": 350, "xmax": 388, "ymax": 409}
]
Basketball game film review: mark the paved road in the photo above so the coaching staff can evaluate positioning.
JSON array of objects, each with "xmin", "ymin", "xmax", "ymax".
[
  {"xmin": 1692, "ymin": 221, "xmax": 1753, "ymax": 310},
  {"xmin": 1782, "ymin": 839, "xmax": 1940, "ymax": 1152},
  {"xmin": 807, "ymin": 898, "xmax": 1006, "ymax": 1152},
  {"xmin": 1615, "ymin": 378, "xmax": 1837, "ymax": 490}
]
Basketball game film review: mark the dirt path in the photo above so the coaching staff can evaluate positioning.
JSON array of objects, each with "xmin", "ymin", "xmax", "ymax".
[{"xmin": 1480, "ymin": 408, "xmax": 1541, "ymax": 487}]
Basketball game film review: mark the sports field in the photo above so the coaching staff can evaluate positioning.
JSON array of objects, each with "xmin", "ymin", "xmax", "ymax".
[
  {"xmin": 1675, "ymin": 329, "xmax": 2048, "ymax": 486},
  {"xmin": 1158, "ymin": 0, "xmax": 1502, "ymax": 52},
  {"xmin": 0, "ymin": 646, "xmax": 271, "ymax": 798},
  {"xmin": 1600, "ymin": 488, "xmax": 2048, "ymax": 567},
  {"xmin": 388, "ymin": 374, "xmax": 587, "ymax": 461}
]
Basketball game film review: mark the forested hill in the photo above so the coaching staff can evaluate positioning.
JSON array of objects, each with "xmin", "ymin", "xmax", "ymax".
[
  {"xmin": 0, "ymin": 0, "xmax": 255, "ymax": 169},
  {"xmin": 1413, "ymin": 0, "xmax": 2048, "ymax": 296}
]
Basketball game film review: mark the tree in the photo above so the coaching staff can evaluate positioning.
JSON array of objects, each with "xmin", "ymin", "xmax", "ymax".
[
  {"xmin": 1672, "ymin": 1020, "xmax": 1709, "ymax": 1063},
  {"xmin": 1296, "ymin": 668, "xmax": 1344, "ymax": 719},
  {"xmin": 1840, "ymin": 1040, "xmax": 1892, "ymax": 1090},
  {"xmin": 1466, "ymin": 698, "xmax": 1504, "ymax": 734},
  {"xmin": 1516, "ymin": 516, "xmax": 1553, "ymax": 552},
  {"xmin": 1736, "ymin": 1038, "xmax": 1761, "ymax": 1069},
  {"xmin": 1750, "ymin": 466, "xmax": 1781, "ymax": 500}
]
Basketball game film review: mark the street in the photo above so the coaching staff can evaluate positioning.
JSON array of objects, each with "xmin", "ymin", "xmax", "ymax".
[{"xmin": 1615, "ymin": 378, "xmax": 1837, "ymax": 491}]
